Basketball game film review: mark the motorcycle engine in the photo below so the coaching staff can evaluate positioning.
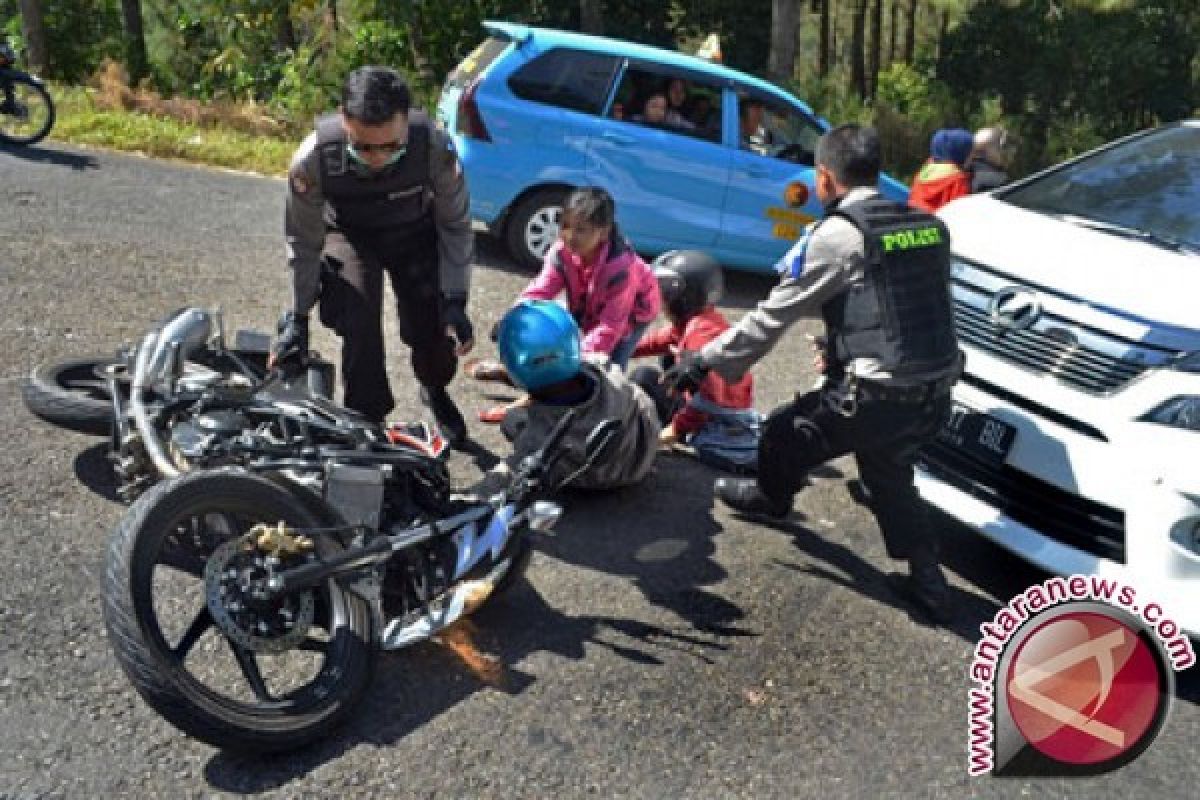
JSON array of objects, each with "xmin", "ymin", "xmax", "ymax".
[{"xmin": 170, "ymin": 410, "xmax": 250, "ymax": 458}]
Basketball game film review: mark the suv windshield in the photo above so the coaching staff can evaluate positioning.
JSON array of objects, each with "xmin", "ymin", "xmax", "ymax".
[{"xmin": 1001, "ymin": 125, "xmax": 1200, "ymax": 253}]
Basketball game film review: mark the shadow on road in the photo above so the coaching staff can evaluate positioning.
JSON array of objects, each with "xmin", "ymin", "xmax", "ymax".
[
  {"xmin": 201, "ymin": 579, "xmax": 727, "ymax": 793},
  {"xmin": 540, "ymin": 454, "xmax": 756, "ymax": 637},
  {"xmin": 4, "ymin": 143, "xmax": 99, "ymax": 171},
  {"xmin": 73, "ymin": 442, "xmax": 121, "ymax": 503}
]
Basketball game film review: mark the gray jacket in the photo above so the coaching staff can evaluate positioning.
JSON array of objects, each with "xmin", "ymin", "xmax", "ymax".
[
  {"xmin": 699, "ymin": 187, "xmax": 959, "ymax": 388},
  {"xmin": 482, "ymin": 362, "xmax": 660, "ymax": 494},
  {"xmin": 284, "ymin": 120, "xmax": 473, "ymax": 313}
]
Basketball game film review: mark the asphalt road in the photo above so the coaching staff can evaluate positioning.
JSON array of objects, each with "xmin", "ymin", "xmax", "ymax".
[{"xmin": 1, "ymin": 142, "xmax": 1197, "ymax": 799}]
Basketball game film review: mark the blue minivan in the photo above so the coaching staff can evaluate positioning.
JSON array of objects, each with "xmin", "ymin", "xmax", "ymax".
[{"xmin": 437, "ymin": 21, "xmax": 909, "ymax": 272}]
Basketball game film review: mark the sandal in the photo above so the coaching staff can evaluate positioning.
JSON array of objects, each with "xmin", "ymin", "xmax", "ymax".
[
  {"xmin": 478, "ymin": 405, "xmax": 509, "ymax": 424},
  {"xmin": 463, "ymin": 357, "xmax": 512, "ymax": 384}
]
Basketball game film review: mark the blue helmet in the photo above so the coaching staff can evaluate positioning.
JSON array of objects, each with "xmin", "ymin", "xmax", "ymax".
[{"xmin": 497, "ymin": 300, "xmax": 582, "ymax": 391}]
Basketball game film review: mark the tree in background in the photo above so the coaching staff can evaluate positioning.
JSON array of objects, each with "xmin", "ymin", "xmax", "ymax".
[
  {"xmin": 16, "ymin": 0, "xmax": 47, "ymax": 73},
  {"xmin": 119, "ymin": 0, "xmax": 147, "ymax": 83},
  {"xmin": 767, "ymin": 0, "xmax": 801, "ymax": 83}
]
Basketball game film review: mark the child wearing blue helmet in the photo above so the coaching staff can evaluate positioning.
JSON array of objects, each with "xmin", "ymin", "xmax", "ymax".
[{"xmin": 479, "ymin": 300, "xmax": 660, "ymax": 492}]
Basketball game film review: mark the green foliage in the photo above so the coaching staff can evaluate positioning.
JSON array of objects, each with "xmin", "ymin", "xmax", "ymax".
[
  {"xmin": 2, "ymin": 0, "xmax": 123, "ymax": 81},
  {"xmin": 8, "ymin": 0, "xmax": 1197, "ymax": 178},
  {"xmin": 939, "ymin": 0, "xmax": 1198, "ymax": 166}
]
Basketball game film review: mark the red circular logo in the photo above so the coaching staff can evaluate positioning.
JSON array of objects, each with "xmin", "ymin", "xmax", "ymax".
[{"xmin": 1005, "ymin": 611, "xmax": 1164, "ymax": 766}]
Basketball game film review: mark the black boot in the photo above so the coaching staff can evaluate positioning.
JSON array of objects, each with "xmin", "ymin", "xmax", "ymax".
[
  {"xmin": 420, "ymin": 385, "xmax": 468, "ymax": 448},
  {"xmin": 714, "ymin": 477, "xmax": 791, "ymax": 519},
  {"xmin": 890, "ymin": 538, "xmax": 951, "ymax": 625}
]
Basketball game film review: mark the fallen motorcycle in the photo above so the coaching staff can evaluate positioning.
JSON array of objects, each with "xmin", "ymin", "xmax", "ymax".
[
  {"xmin": 102, "ymin": 403, "xmax": 620, "ymax": 752},
  {"xmin": 22, "ymin": 307, "xmax": 447, "ymax": 501}
]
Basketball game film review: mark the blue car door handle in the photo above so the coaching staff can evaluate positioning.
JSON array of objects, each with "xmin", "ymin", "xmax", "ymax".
[{"xmin": 600, "ymin": 131, "xmax": 634, "ymax": 146}]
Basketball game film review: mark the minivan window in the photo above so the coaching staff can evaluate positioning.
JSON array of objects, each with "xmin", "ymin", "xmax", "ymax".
[
  {"xmin": 737, "ymin": 93, "xmax": 823, "ymax": 166},
  {"xmin": 508, "ymin": 48, "xmax": 620, "ymax": 114},
  {"xmin": 1002, "ymin": 126, "xmax": 1200, "ymax": 252},
  {"xmin": 446, "ymin": 37, "xmax": 509, "ymax": 88},
  {"xmin": 609, "ymin": 67, "xmax": 723, "ymax": 142}
]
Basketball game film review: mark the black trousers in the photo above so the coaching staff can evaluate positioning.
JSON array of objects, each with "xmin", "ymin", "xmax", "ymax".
[
  {"xmin": 321, "ymin": 227, "xmax": 456, "ymax": 422},
  {"xmin": 758, "ymin": 381, "xmax": 951, "ymax": 560}
]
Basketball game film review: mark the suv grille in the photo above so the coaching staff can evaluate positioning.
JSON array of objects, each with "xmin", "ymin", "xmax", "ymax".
[
  {"xmin": 953, "ymin": 302, "xmax": 1144, "ymax": 394},
  {"xmin": 919, "ymin": 442, "xmax": 1126, "ymax": 564},
  {"xmin": 949, "ymin": 259, "xmax": 1180, "ymax": 395}
]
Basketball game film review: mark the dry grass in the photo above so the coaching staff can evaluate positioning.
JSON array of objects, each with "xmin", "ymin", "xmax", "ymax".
[{"xmin": 89, "ymin": 59, "xmax": 294, "ymax": 138}]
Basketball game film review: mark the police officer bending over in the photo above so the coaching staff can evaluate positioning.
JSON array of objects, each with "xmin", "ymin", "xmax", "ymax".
[
  {"xmin": 272, "ymin": 66, "xmax": 475, "ymax": 444},
  {"xmin": 664, "ymin": 124, "xmax": 962, "ymax": 622}
]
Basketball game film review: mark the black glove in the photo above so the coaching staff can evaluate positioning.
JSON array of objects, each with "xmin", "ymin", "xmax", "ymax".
[
  {"xmin": 442, "ymin": 293, "xmax": 474, "ymax": 351},
  {"xmin": 661, "ymin": 350, "xmax": 710, "ymax": 395},
  {"xmin": 271, "ymin": 311, "xmax": 309, "ymax": 368}
]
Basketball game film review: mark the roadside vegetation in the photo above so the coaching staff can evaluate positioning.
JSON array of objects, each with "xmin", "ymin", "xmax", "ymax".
[{"xmin": 6, "ymin": 1, "xmax": 1197, "ymax": 178}]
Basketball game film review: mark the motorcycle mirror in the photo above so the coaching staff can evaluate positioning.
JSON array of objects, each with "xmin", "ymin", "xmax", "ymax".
[{"xmin": 583, "ymin": 418, "xmax": 622, "ymax": 465}]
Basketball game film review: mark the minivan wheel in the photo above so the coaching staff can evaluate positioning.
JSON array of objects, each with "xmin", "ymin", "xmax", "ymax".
[{"xmin": 505, "ymin": 189, "xmax": 567, "ymax": 272}]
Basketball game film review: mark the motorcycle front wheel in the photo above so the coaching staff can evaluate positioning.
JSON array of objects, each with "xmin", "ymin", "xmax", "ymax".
[
  {"xmin": 103, "ymin": 470, "xmax": 375, "ymax": 753},
  {"xmin": 0, "ymin": 74, "xmax": 54, "ymax": 146}
]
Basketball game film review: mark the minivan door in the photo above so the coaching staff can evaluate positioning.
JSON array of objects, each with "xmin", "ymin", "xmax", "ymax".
[
  {"xmin": 716, "ymin": 89, "xmax": 826, "ymax": 271},
  {"xmin": 585, "ymin": 63, "xmax": 731, "ymax": 250}
]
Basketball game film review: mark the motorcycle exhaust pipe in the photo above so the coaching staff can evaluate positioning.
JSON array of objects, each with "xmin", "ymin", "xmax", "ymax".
[
  {"xmin": 131, "ymin": 331, "xmax": 181, "ymax": 479},
  {"xmin": 380, "ymin": 562, "xmax": 510, "ymax": 651}
]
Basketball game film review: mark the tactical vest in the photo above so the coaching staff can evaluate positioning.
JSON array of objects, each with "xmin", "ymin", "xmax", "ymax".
[
  {"xmin": 315, "ymin": 111, "xmax": 433, "ymax": 235},
  {"xmin": 821, "ymin": 196, "xmax": 959, "ymax": 379}
]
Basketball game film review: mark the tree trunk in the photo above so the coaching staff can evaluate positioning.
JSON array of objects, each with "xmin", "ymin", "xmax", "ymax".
[
  {"xmin": 888, "ymin": 1, "xmax": 898, "ymax": 65},
  {"xmin": 275, "ymin": 1, "xmax": 298, "ymax": 51},
  {"xmin": 818, "ymin": 0, "xmax": 831, "ymax": 78},
  {"xmin": 16, "ymin": 0, "xmax": 48, "ymax": 75},
  {"xmin": 767, "ymin": 0, "xmax": 801, "ymax": 83},
  {"xmin": 120, "ymin": 0, "xmax": 148, "ymax": 83},
  {"xmin": 851, "ymin": 0, "xmax": 868, "ymax": 98},
  {"xmin": 869, "ymin": 0, "xmax": 882, "ymax": 96},
  {"xmin": 937, "ymin": 9, "xmax": 949, "ymax": 62},
  {"xmin": 580, "ymin": 0, "xmax": 604, "ymax": 34},
  {"xmin": 904, "ymin": 0, "xmax": 917, "ymax": 64}
]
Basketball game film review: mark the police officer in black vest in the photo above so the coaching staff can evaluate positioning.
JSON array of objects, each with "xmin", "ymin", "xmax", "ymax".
[
  {"xmin": 271, "ymin": 66, "xmax": 474, "ymax": 444},
  {"xmin": 664, "ymin": 124, "xmax": 962, "ymax": 622}
]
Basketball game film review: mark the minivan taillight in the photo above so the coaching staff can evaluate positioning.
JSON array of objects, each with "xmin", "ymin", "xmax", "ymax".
[{"xmin": 456, "ymin": 78, "xmax": 492, "ymax": 142}]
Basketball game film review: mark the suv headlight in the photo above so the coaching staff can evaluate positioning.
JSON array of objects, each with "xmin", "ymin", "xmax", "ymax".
[{"xmin": 1142, "ymin": 397, "xmax": 1200, "ymax": 431}]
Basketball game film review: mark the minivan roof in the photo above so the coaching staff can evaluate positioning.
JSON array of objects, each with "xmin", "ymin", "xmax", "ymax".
[{"xmin": 482, "ymin": 20, "xmax": 823, "ymax": 121}]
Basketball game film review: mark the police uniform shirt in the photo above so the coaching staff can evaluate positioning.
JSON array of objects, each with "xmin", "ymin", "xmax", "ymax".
[
  {"xmin": 699, "ymin": 187, "xmax": 957, "ymax": 388},
  {"xmin": 284, "ymin": 121, "xmax": 473, "ymax": 314}
]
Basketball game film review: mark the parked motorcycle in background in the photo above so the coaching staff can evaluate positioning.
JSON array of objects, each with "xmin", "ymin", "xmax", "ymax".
[{"xmin": 0, "ymin": 36, "xmax": 55, "ymax": 147}]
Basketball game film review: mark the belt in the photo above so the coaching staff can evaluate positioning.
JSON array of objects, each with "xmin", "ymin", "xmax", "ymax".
[{"xmin": 854, "ymin": 374, "xmax": 957, "ymax": 404}]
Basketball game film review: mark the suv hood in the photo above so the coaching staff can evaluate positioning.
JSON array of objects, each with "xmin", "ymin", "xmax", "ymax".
[{"xmin": 939, "ymin": 194, "xmax": 1199, "ymax": 334}]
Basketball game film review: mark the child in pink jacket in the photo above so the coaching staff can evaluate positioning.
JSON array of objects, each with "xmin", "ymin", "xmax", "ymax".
[{"xmin": 471, "ymin": 186, "xmax": 661, "ymax": 422}]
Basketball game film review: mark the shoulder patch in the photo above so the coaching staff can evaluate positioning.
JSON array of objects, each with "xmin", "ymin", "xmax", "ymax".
[
  {"xmin": 776, "ymin": 222, "xmax": 817, "ymax": 278},
  {"xmin": 291, "ymin": 171, "xmax": 310, "ymax": 195}
]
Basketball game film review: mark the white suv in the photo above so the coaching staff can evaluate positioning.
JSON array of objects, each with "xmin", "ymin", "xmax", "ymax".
[{"xmin": 915, "ymin": 121, "xmax": 1200, "ymax": 634}]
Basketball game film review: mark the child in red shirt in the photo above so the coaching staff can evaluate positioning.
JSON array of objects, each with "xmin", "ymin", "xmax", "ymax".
[{"xmin": 631, "ymin": 251, "xmax": 761, "ymax": 473}]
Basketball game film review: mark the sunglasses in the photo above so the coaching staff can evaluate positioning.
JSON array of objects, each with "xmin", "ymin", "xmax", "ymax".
[{"xmin": 347, "ymin": 139, "xmax": 404, "ymax": 154}]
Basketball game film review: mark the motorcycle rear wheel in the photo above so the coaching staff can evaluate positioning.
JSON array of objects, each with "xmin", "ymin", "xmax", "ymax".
[
  {"xmin": 103, "ymin": 470, "xmax": 375, "ymax": 753},
  {"xmin": 0, "ymin": 74, "xmax": 54, "ymax": 146},
  {"xmin": 22, "ymin": 356, "xmax": 123, "ymax": 436}
]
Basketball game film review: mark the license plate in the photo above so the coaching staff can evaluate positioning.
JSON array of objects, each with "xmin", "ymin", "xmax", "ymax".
[{"xmin": 936, "ymin": 404, "xmax": 1017, "ymax": 466}]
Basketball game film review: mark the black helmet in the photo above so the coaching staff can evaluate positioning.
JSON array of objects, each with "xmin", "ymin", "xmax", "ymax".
[{"xmin": 652, "ymin": 250, "xmax": 724, "ymax": 320}]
